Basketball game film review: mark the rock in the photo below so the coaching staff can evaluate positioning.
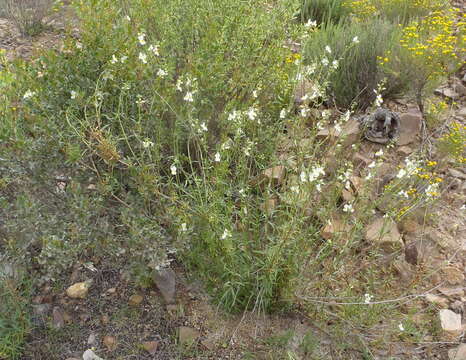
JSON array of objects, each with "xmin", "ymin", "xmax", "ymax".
[
  {"xmin": 365, "ymin": 218, "xmax": 402, "ymax": 251},
  {"xmin": 31, "ymin": 304, "xmax": 51, "ymax": 327},
  {"xmin": 179, "ymin": 326, "xmax": 200, "ymax": 345},
  {"xmin": 448, "ymin": 169, "xmax": 466, "ymax": 180},
  {"xmin": 262, "ymin": 166, "xmax": 286, "ymax": 186},
  {"xmin": 352, "ymin": 152, "xmax": 373, "ymax": 169},
  {"xmin": 153, "ymin": 268, "xmax": 176, "ymax": 304},
  {"xmin": 399, "ymin": 219, "xmax": 420, "ymax": 234},
  {"xmin": 404, "ymin": 241, "xmax": 419, "ymax": 265},
  {"xmin": 66, "ymin": 281, "xmax": 91, "ymax": 299},
  {"xmin": 397, "ymin": 146, "xmax": 413, "ymax": 156},
  {"xmin": 393, "ymin": 257, "xmax": 414, "ymax": 282},
  {"xmin": 435, "ymin": 87, "xmax": 460, "ymax": 100},
  {"xmin": 128, "ymin": 294, "xmax": 143, "ymax": 306},
  {"xmin": 261, "ymin": 197, "xmax": 278, "ymax": 215},
  {"xmin": 438, "ymin": 287, "xmax": 465, "ymax": 298},
  {"xmin": 87, "ymin": 333, "xmax": 97, "ymax": 346},
  {"xmin": 52, "ymin": 306, "xmax": 65, "ymax": 329},
  {"xmin": 321, "ymin": 219, "xmax": 351, "ymax": 240},
  {"xmin": 451, "ymin": 300, "xmax": 464, "ymax": 313},
  {"xmin": 82, "ymin": 349, "xmax": 104, "ymax": 360},
  {"xmin": 341, "ymin": 188, "xmax": 354, "ymax": 202},
  {"xmin": 425, "ymin": 294, "xmax": 449, "ymax": 308},
  {"xmin": 359, "ymin": 108, "xmax": 400, "ymax": 144},
  {"xmin": 103, "ymin": 335, "xmax": 117, "ymax": 351},
  {"xmin": 100, "ymin": 314, "xmax": 110, "ymax": 325},
  {"xmin": 452, "ymin": 81, "xmax": 466, "ymax": 96},
  {"xmin": 457, "ymin": 107, "xmax": 466, "ymax": 119},
  {"xmin": 397, "ymin": 111, "xmax": 422, "ymax": 146},
  {"xmin": 442, "ymin": 266, "xmax": 465, "ymax": 285},
  {"xmin": 439, "ymin": 309, "xmax": 462, "ymax": 334},
  {"xmin": 449, "ymin": 343, "xmax": 466, "ymax": 360},
  {"xmin": 142, "ymin": 341, "xmax": 159, "ymax": 355}
]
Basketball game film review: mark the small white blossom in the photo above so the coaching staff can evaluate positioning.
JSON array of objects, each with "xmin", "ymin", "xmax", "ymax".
[
  {"xmin": 125, "ymin": 15, "xmax": 131, "ymax": 21},
  {"xmin": 70, "ymin": 91, "xmax": 77, "ymax": 99},
  {"xmin": 398, "ymin": 323, "xmax": 404, "ymax": 331},
  {"xmin": 332, "ymin": 60, "xmax": 339, "ymax": 69},
  {"xmin": 247, "ymin": 107, "xmax": 257, "ymax": 121},
  {"xmin": 200, "ymin": 122, "xmax": 208, "ymax": 132},
  {"xmin": 300, "ymin": 107, "xmax": 311, "ymax": 118},
  {"xmin": 352, "ymin": 36, "xmax": 359, "ymax": 44},
  {"xmin": 305, "ymin": 19, "xmax": 317, "ymax": 28},
  {"xmin": 138, "ymin": 52, "xmax": 147, "ymax": 64},
  {"xmin": 309, "ymin": 165, "xmax": 325, "ymax": 182},
  {"xmin": 252, "ymin": 90, "xmax": 258, "ymax": 98},
  {"xmin": 280, "ymin": 108, "xmax": 287, "ymax": 119},
  {"xmin": 368, "ymin": 162, "xmax": 376, "ymax": 168},
  {"xmin": 334, "ymin": 122, "xmax": 342, "ymax": 133},
  {"xmin": 142, "ymin": 139, "xmax": 154, "ymax": 148},
  {"xmin": 343, "ymin": 203, "xmax": 354, "ymax": 213},
  {"xmin": 157, "ymin": 68, "xmax": 168, "ymax": 77},
  {"xmin": 221, "ymin": 229, "xmax": 232, "ymax": 240},
  {"xmin": 321, "ymin": 57, "xmax": 329, "ymax": 66},
  {"xmin": 176, "ymin": 79, "xmax": 183, "ymax": 92},
  {"xmin": 148, "ymin": 44, "xmax": 159, "ymax": 56},
  {"xmin": 23, "ymin": 90, "xmax": 36, "ymax": 99},
  {"xmin": 170, "ymin": 164, "xmax": 177, "ymax": 175},
  {"xmin": 398, "ymin": 190, "xmax": 409, "ymax": 199},
  {"xmin": 364, "ymin": 293, "xmax": 373, "ymax": 304},
  {"xmin": 120, "ymin": 55, "xmax": 128, "ymax": 63},
  {"xmin": 300, "ymin": 171, "xmax": 307, "ymax": 183},
  {"xmin": 214, "ymin": 152, "xmax": 221, "ymax": 162},
  {"xmin": 396, "ymin": 168, "xmax": 407, "ymax": 179},
  {"xmin": 184, "ymin": 91, "xmax": 194, "ymax": 102},
  {"xmin": 137, "ymin": 32, "xmax": 146, "ymax": 45},
  {"xmin": 375, "ymin": 93, "xmax": 383, "ymax": 107},
  {"xmin": 325, "ymin": 45, "xmax": 332, "ymax": 54},
  {"xmin": 321, "ymin": 109, "xmax": 331, "ymax": 119},
  {"xmin": 180, "ymin": 223, "xmax": 187, "ymax": 232},
  {"xmin": 375, "ymin": 149, "xmax": 384, "ymax": 157},
  {"xmin": 75, "ymin": 41, "xmax": 83, "ymax": 49},
  {"xmin": 111, "ymin": 54, "xmax": 118, "ymax": 64}
]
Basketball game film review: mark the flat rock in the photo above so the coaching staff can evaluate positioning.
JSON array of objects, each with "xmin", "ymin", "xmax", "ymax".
[
  {"xmin": 438, "ymin": 287, "xmax": 465, "ymax": 298},
  {"xmin": 439, "ymin": 309, "xmax": 462, "ymax": 333},
  {"xmin": 448, "ymin": 168, "xmax": 466, "ymax": 180},
  {"xmin": 262, "ymin": 166, "xmax": 286, "ymax": 186},
  {"xmin": 321, "ymin": 219, "xmax": 351, "ymax": 240},
  {"xmin": 82, "ymin": 349, "xmax": 104, "ymax": 360},
  {"xmin": 52, "ymin": 306, "xmax": 65, "ymax": 329},
  {"xmin": 442, "ymin": 266, "xmax": 465, "ymax": 285},
  {"xmin": 142, "ymin": 341, "xmax": 159, "ymax": 355},
  {"xmin": 449, "ymin": 343, "xmax": 466, "ymax": 360},
  {"xmin": 179, "ymin": 326, "xmax": 200, "ymax": 345},
  {"xmin": 66, "ymin": 281, "xmax": 91, "ymax": 299},
  {"xmin": 397, "ymin": 112, "xmax": 422, "ymax": 146},
  {"xmin": 153, "ymin": 268, "xmax": 176, "ymax": 304},
  {"xmin": 425, "ymin": 294, "xmax": 449, "ymax": 308},
  {"xmin": 365, "ymin": 218, "xmax": 402, "ymax": 251},
  {"xmin": 128, "ymin": 294, "xmax": 143, "ymax": 306},
  {"xmin": 397, "ymin": 146, "xmax": 413, "ymax": 156}
]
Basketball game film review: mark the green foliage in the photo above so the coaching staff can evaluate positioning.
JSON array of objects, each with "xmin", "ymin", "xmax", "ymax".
[
  {"xmin": 303, "ymin": 19, "xmax": 408, "ymax": 109},
  {"xmin": 0, "ymin": 277, "xmax": 31, "ymax": 360},
  {"xmin": 298, "ymin": 0, "xmax": 348, "ymax": 25}
]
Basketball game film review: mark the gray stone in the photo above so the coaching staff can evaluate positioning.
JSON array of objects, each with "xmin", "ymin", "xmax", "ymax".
[
  {"xmin": 448, "ymin": 168, "xmax": 466, "ymax": 180},
  {"xmin": 82, "ymin": 349, "xmax": 104, "ymax": 360},
  {"xmin": 178, "ymin": 326, "xmax": 200, "ymax": 345},
  {"xmin": 153, "ymin": 268, "xmax": 176, "ymax": 304},
  {"xmin": 448, "ymin": 343, "xmax": 466, "ymax": 360},
  {"xmin": 365, "ymin": 218, "xmax": 402, "ymax": 251},
  {"xmin": 52, "ymin": 306, "xmax": 64, "ymax": 329},
  {"xmin": 439, "ymin": 309, "xmax": 462, "ymax": 333},
  {"xmin": 397, "ymin": 111, "xmax": 422, "ymax": 146}
]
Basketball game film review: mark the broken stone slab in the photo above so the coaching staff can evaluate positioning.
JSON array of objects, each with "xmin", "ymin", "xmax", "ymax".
[
  {"xmin": 153, "ymin": 268, "xmax": 176, "ymax": 304},
  {"xmin": 448, "ymin": 343, "xmax": 466, "ymax": 360},
  {"xmin": 439, "ymin": 309, "xmax": 462, "ymax": 335},
  {"xmin": 365, "ymin": 217, "xmax": 402, "ymax": 251},
  {"xmin": 321, "ymin": 219, "xmax": 351, "ymax": 240},
  {"xmin": 178, "ymin": 326, "xmax": 200, "ymax": 345},
  {"xmin": 397, "ymin": 111, "xmax": 422, "ymax": 146}
]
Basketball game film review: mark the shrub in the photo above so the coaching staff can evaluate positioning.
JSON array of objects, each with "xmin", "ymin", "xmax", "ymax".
[
  {"xmin": 303, "ymin": 19, "xmax": 408, "ymax": 109},
  {"xmin": 0, "ymin": 0, "xmax": 53, "ymax": 36},
  {"xmin": 298, "ymin": 0, "xmax": 348, "ymax": 25}
]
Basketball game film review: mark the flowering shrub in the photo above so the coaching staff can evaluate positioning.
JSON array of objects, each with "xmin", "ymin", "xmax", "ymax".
[{"xmin": 438, "ymin": 122, "xmax": 466, "ymax": 165}]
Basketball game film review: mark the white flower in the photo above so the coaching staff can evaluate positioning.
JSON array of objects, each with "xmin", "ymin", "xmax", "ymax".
[
  {"xmin": 176, "ymin": 79, "xmax": 183, "ymax": 92},
  {"xmin": 375, "ymin": 93, "xmax": 383, "ymax": 107},
  {"xmin": 125, "ymin": 15, "xmax": 131, "ymax": 21},
  {"xmin": 252, "ymin": 90, "xmax": 258, "ymax": 98},
  {"xmin": 460, "ymin": 204, "xmax": 466, "ymax": 210},
  {"xmin": 305, "ymin": 19, "xmax": 317, "ymax": 28},
  {"xmin": 119, "ymin": 55, "xmax": 127, "ymax": 63},
  {"xmin": 280, "ymin": 108, "xmax": 287, "ymax": 119},
  {"xmin": 325, "ymin": 45, "xmax": 332, "ymax": 54},
  {"xmin": 180, "ymin": 223, "xmax": 187, "ymax": 232},
  {"xmin": 368, "ymin": 162, "xmax": 376, "ymax": 169},
  {"xmin": 334, "ymin": 122, "xmax": 342, "ymax": 133},
  {"xmin": 321, "ymin": 57, "xmax": 329, "ymax": 66},
  {"xmin": 343, "ymin": 203, "xmax": 354, "ymax": 213},
  {"xmin": 214, "ymin": 152, "xmax": 221, "ymax": 162},
  {"xmin": 138, "ymin": 52, "xmax": 147, "ymax": 64},
  {"xmin": 221, "ymin": 139, "xmax": 232, "ymax": 150},
  {"xmin": 375, "ymin": 149, "xmax": 384, "ymax": 157},
  {"xmin": 396, "ymin": 168, "xmax": 407, "ymax": 179},
  {"xmin": 228, "ymin": 110, "xmax": 239, "ymax": 121},
  {"xmin": 157, "ymin": 68, "xmax": 168, "ymax": 77},
  {"xmin": 398, "ymin": 323, "xmax": 404, "ymax": 331},
  {"xmin": 398, "ymin": 190, "xmax": 409, "ymax": 199},
  {"xmin": 316, "ymin": 121, "xmax": 325, "ymax": 130},
  {"xmin": 23, "ymin": 90, "xmax": 36, "ymax": 99},
  {"xmin": 321, "ymin": 109, "xmax": 331, "ymax": 119},
  {"xmin": 111, "ymin": 54, "xmax": 118, "ymax": 64},
  {"xmin": 142, "ymin": 139, "xmax": 154, "ymax": 148},
  {"xmin": 75, "ymin": 41, "xmax": 83, "ymax": 49},
  {"xmin": 316, "ymin": 183, "xmax": 322, "ymax": 192},
  {"xmin": 300, "ymin": 170, "xmax": 307, "ymax": 183},
  {"xmin": 70, "ymin": 91, "xmax": 77, "ymax": 99},
  {"xmin": 332, "ymin": 60, "xmax": 339, "ymax": 69},
  {"xmin": 184, "ymin": 92, "xmax": 194, "ymax": 102},
  {"xmin": 364, "ymin": 293, "xmax": 373, "ymax": 304},
  {"xmin": 352, "ymin": 36, "xmax": 359, "ymax": 44},
  {"xmin": 170, "ymin": 164, "xmax": 177, "ymax": 175},
  {"xmin": 200, "ymin": 122, "xmax": 208, "ymax": 132},
  {"xmin": 247, "ymin": 107, "xmax": 257, "ymax": 121},
  {"xmin": 341, "ymin": 110, "xmax": 351, "ymax": 122},
  {"xmin": 221, "ymin": 229, "xmax": 232, "ymax": 240},
  {"xmin": 300, "ymin": 107, "xmax": 311, "ymax": 118},
  {"xmin": 137, "ymin": 32, "xmax": 146, "ymax": 45},
  {"xmin": 148, "ymin": 44, "xmax": 159, "ymax": 56},
  {"xmin": 309, "ymin": 165, "xmax": 325, "ymax": 182}
]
